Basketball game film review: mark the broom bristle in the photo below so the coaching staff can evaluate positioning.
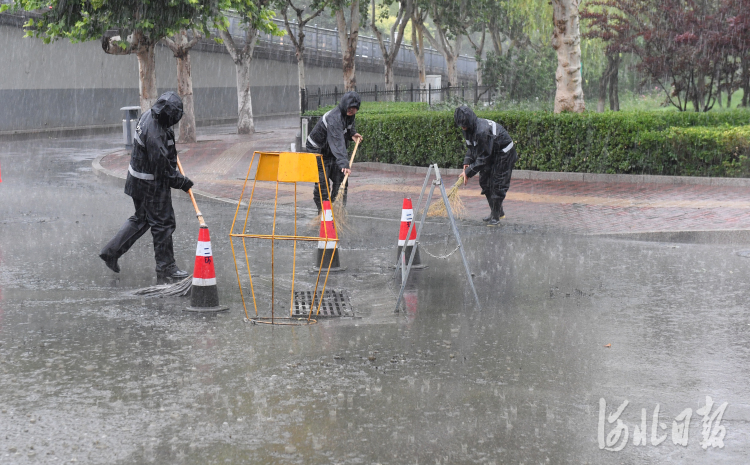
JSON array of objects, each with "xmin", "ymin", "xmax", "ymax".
[
  {"xmin": 427, "ymin": 178, "xmax": 466, "ymax": 218},
  {"xmin": 132, "ymin": 275, "xmax": 193, "ymax": 297},
  {"xmin": 307, "ymin": 211, "xmax": 323, "ymax": 230},
  {"xmin": 306, "ymin": 199, "xmax": 353, "ymax": 235},
  {"xmin": 331, "ymin": 199, "xmax": 354, "ymax": 235}
]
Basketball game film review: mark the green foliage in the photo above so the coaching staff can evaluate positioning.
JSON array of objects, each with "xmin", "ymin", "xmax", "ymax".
[
  {"xmin": 305, "ymin": 104, "xmax": 750, "ymax": 177},
  {"xmin": 14, "ymin": 0, "xmax": 219, "ymax": 44},
  {"xmin": 218, "ymin": 0, "xmax": 283, "ymax": 37},
  {"xmin": 481, "ymin": 49, "xmax": 557, "ymax": 102}
]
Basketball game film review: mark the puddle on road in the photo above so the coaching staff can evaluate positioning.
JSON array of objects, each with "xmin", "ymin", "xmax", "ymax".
[{"xmin": 2, "ymin": 137, "xmax": 750, "ymax": 463}]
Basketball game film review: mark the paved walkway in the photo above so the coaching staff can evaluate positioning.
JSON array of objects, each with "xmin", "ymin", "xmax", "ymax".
[{"xmin": 95, "ymin": 125, "xmax": 750, "ymax": 236}]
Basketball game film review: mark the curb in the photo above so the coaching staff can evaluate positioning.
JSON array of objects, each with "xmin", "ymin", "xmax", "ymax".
[
  {"xmin": 92, "ymin": 151, "xmax": 750, "ymax": 244},
  {"xmin": 92, "ymin": 153, "xmax": 255, "ymax": 209},
  {"xmin": 354, "ymin": 162, "xmax": 750, "ymax": 187}
]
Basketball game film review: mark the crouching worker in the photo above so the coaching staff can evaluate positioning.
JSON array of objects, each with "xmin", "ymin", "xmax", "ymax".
[
  {"xmin": 455, "ymin": 105, "xmax": 518, "ymax": 225},
  {"xmin": 305, "ymin": 91, "xmax": 363, "ymax": 213},
  {"xmin": 99, "ymin": 91, "xmax": 194, "ymax": 280}
]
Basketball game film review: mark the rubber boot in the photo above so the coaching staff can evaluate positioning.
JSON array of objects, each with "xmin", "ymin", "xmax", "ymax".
[
  {"xmin": 482, "ymin": 194, "xmax": 493, "ymax": 222},
  {"xmin": 487, "ymin": 200, "xmax": 505, "ymax": 226}
]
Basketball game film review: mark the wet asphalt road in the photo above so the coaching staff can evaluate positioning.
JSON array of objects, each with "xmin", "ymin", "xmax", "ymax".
[{"xmin": 1, "ymin": 132, "xmax": 750, "ymax": 464}]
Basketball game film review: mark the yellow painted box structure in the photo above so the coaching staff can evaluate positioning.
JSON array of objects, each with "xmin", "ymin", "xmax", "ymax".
[{"xmin": 255, "ymin": 152, "xmax": 319, "ymax": 183}]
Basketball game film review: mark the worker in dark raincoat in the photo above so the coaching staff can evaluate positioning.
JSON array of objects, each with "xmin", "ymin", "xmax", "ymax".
[
  {"xmin": 99, "ymin": 91, "xmax": 194, "ymax": 280},
  {"xmin": 455, "ymin": 105, "xmax": 518, "ymax": 225},
  {"xmin": 305, "ymin": 91, "xmax": 363, "ymax": 212}
]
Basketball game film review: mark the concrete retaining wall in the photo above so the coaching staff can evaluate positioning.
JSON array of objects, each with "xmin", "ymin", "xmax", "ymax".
[{"xmin": 0, "ymin": 22, "xmax": 424, "ymax": 134}]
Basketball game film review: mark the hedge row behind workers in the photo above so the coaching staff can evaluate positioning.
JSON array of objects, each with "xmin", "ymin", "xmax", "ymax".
[
  {"xmin": 456, "ymin": 105, "xmax": 518, "ymax": 225},
  {"xmin": 305, "ymin": 91, "xmax": 363, "ymax": 213}
]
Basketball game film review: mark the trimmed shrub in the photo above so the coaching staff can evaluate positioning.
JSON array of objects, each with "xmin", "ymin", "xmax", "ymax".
[{"xmin": 303, "ymin": 107, "xmax": 750, "ymax": 177}]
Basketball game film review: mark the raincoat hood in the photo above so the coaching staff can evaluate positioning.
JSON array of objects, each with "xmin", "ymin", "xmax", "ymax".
[
  {"xmin": 151, "ymin": 91, "xmax": 184, "ymax": 127},
  {"xmin": 338, "ymin": 91, "xmax": 361, "ymax": 116},
  {"xmin": 454, "ymin": 105, "xmax": 477, "ymax": 133}
]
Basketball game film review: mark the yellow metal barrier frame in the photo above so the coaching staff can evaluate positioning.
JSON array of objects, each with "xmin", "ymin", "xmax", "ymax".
[{"xmin": 229, "ymin": 151, "xmax": 340, "ymax": 325}]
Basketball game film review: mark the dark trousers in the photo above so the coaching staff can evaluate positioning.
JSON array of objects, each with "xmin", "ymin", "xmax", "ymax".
[
  {"xmin": 312, "ymin": 155, "xmax": 348, "ymax": 211},
  {"xmin": 100, "ymin": 194, "xmax": 177, "ymax": 272},
  {"xmin": 478, "ymin": 148, "xmax": 516, "ymax": 214}
]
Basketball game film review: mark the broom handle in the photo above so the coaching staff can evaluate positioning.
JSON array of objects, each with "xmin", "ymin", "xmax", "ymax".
[
  {"xmin": 175, "ymin": 155, "xmax": 206, "ymax": 227},
  {"xmin": 335, "ymin": 138, "xmax": 360, "ymax": 200}
]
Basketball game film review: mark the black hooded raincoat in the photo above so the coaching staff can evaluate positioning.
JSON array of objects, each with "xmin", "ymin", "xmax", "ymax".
[
  {"xmin": 306, "ymin": 91, "xmax": 361, "ymax": 210},
  {"xmin": 455, "ymin": 105, "xmax": 517, "ymax": 214},
  {"xmin": 100, "ymin": 91, "xmax": 194, "ymax": 273}
]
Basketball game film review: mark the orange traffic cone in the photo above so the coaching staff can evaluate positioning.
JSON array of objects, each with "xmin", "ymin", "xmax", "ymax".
[
  {"xmin": 186, "ymin": 226, "xmax": 228, "ymax": 312},
  {"xmin": 314, "ymin": 200, "xmax": 345, "ymax": 272},
  {"xmin": 396, "ymin": 198, "xmax": 424, "ymax": 269}
]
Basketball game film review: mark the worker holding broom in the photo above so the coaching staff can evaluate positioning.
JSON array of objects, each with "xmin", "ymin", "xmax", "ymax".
[
  {"xmin": 305, "ymin": 91, "xmax": 363, "ymax": 213},
  {"xmin": 99, "ymin": 91, "xmax": 194, "ymax": 280},
  {"xmin": 455, "ymin": 105, "xmax": 517, "ymax": 225}
]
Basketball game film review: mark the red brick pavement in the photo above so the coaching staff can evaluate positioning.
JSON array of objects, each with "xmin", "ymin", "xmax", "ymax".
[{"xmin": 98, "ymin": 132, "xmax": 750, "ymax": 235}]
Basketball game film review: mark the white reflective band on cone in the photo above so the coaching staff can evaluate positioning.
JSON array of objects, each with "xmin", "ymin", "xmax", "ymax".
[
  {"xmin": 192, "ymin": 277, "xmax": 217, "ymax": 286},
  {"xmin": 401, "ymin": 210, "xmax": 413, "ymax": 222},
  {"xmin": 317, "ymin": 240, "xmax": 336, "ymax": 249},
  {"xmin": 322, "ymin": 209, "xmax": 333, "ymax": 222},
  {"xmin": 398, "ymin": 239, "xmax": 416, "ymax": 246},
  {"xmin": 195, "ymin": 241, "xmax": 213, "ymax": 257}
]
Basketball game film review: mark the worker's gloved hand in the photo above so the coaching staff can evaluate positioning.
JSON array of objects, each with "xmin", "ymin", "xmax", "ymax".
[{"xmin": 181, "ymin": 177, "xmax": 194, "ymax": 192}]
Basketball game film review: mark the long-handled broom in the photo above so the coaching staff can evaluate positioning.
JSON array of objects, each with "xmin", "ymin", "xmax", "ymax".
[
  {"xmin": 308, "ymin": 138, "xmax": 360, "ymax": 233},
  {"xmin": 330, "ymin": 138, "xmax": 361, "ymax": 233},
  {"xmin": 133, "ymin": 155, "xmax": 199, "ymax": 297}
]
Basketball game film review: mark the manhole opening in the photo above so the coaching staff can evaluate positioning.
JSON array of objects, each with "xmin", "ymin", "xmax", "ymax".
[{"xmin": 293, "ymin": 289, "xmax": 352, "ymax": 317}]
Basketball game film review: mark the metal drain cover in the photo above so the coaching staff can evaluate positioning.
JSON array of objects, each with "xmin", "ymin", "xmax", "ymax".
[{"xmin": 293, "ymin": 289, "xmax": 353, "ymax": 317}]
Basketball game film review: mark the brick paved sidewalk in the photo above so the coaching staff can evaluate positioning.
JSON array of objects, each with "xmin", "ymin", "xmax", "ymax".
[{"xmin": 96, "ymin": 130, "xmax": 750, "ymax": 236}]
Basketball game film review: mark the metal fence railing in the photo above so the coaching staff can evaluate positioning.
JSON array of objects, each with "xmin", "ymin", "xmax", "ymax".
[
  {"xmin": 220, "ymin": 16, "xmax": 477, "ymax": 79},
  {"xmin": 302, "ymin": 83, "xmax": 498, "ymax": 113},
  {"xmin": 1, "ymin": 7, "xmax": 477, "ymax": 79}
]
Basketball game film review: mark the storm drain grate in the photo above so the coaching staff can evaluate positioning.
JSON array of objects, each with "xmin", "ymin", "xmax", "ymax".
[{"xmin": 293, "ymin": 289, "xmax": 353, "ymax": 317}]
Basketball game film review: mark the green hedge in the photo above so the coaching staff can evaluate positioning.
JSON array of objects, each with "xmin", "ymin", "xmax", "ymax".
[{"xmin": 304, "ymin": 107, "xmax": 750, "ymax": 177}]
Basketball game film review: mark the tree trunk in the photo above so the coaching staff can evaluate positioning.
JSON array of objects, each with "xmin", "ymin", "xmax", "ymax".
[
  {"xmin": 220, "ymin": 29, "xmax": 258, "ymax": 135},
  {"xmin": 298, "ymin": 52, "xmax": 306, "ymax": 112},
  {"xmin": 446, "ymin": 52, "xmax": 459, "ymax": 87},
  {"xmin": 608, "ymin": 54, "xmax": 620, "ymax": 111},
  {"xmin": 135, "ymin": 43, "xmax": 158, "ymax": 113},
  {"xmin": 727, "ymin": 85, "xmax": 733, "ymax": 108},
  {"xmin": 175, "ymin": 53, "xmax": 195, "ymax": 142},
  {"xmin": 609, "ymin": 66, "xmax": 619, "ymax": 111},
  {"xmin": 166, "ymin": 31, "xmax": 200, "ymax": 143},
  {"xmin": 235, "ymin": 55, "xmax": 255, "ymax": 134},
  {"xmin": 411, "ymin": 18, "xmax": 427, "ymax": 89},
  {"xmin": 101, "ymin": 31, "xmax": 158, "ymax": 112},
  {"xmin": 384, "ymin": 65, "xmax": 395, "ymax": 92},
  {"xmin": 282, "ymin": 4, "xmax": 324, "ymax": 114},
  {"xmin": 551, "ymin": 0, "xmax": 585, "ymax": 113},
  {"xmin": 742, "ymin": 56, "xmax": 750, "ymax": 107},
  {"xmin": 336, "ymin": 0, "xmax": 360, "ymax": 92},
  {"xmin": 371, "ymin": 0, "xmax": 412, "ymax": 93},
  {"xmin": 597, "ymin": 60, "xmax": 610, "ymax": 113},
  {"xmin": 489, "ymin": 16, "xmax": 503, "ymax": 55},
  {"xmin": 468, "ymin": 28, "xmax": 486, "ymax": 86},
  {"xmin": 424, "ymin": 26, "xmax": 462, "ymax": 87}
]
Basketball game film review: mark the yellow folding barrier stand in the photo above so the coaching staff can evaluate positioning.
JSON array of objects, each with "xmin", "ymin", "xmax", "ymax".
[
  {"xmin": 278, "ymin": 152, "xmax": 318, "ymax": 183},
  {"xmin": 255, "ymin": 152, "xmax": 318, "ymax": 183}
]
